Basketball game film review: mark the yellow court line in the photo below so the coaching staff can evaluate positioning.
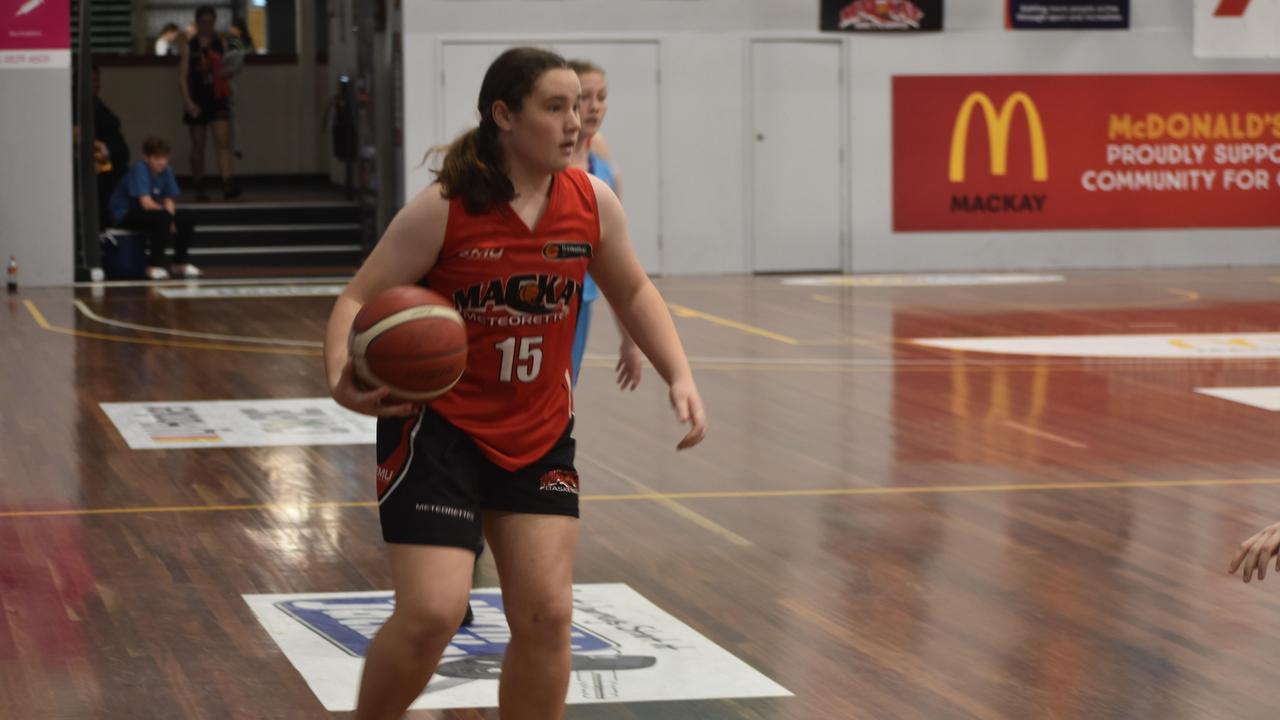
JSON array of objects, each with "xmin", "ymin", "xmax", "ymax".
[
  {"xmin": 579, "ymin": 452, "xmax": 753, "ymax": 546},
  {"xmin": 612, "ymin": 476, "xmax": 1280, "ymax": 499},
  {"xmin": 811, "ymin": 288, "xmax": 1200, "ymax": 311},
  {"xmin": 4, "ymin": 476, "xmax": 1279, "ymax": 520},
  {"xmin": 23, "ymin": 298, "xmax": 52, "ymax": 327},
  {"xmin": 589, "ymin": 358, "xmax": 1280, "ymax": 374},
  {"xmin": 24, "ymin": 300, "xmax": 322, "ymax": 357},
  {"xmin": 0, "ymin": 500, "xmax": 377, "ymax": 519},
  {"xmin": 27, "ymin": 300, "xmax": 1280, "ymax": 373},
  {"xmin": 666, "ymin": 302, "xmax": 799, "ymax": 345}
]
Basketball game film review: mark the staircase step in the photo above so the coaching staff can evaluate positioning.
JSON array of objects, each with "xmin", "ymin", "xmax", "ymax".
[
  {"xmin": 183, "ymin": 201, "xmax": 361, "ymax": 226},
  {"xmin": 189, "ymin": 245, "xmax": 363, "ymax": 268},
  {"xmin": 191, "ymin": 224, "xmax": 361, "ymax": 249},
  {"xmin": 100, "ymin": 179, "xmax": 364, "ymax": 270}
]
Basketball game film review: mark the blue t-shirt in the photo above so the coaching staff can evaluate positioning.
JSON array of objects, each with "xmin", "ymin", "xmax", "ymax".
[
  {"xmin": 583, "ymin": 152, "xmax": 617, "ymax": 303},
  {"xmin": 109, "ymin": 160, "xmax": 181, "ymax": 224}
]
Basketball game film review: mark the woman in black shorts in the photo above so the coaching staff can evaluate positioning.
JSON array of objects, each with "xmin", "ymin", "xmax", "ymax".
[{"xmin": 178, "ymin": 5, "xmax": 239, "ymax": 200}]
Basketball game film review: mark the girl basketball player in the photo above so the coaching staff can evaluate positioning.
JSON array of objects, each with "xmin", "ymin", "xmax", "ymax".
[
  {"xmin": 324, "ymin": 47, "xmax": 707, "ymax": 719},
  {"xmin": 567, "ymin": 59, "xmax": 644, "ymax": 390}
]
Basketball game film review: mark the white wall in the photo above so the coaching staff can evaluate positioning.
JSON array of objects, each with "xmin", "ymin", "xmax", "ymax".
[
  {"xmin": 403, "ymin": 0, "xmax": 816, "ymax": 35},
  {"xmin": 403, "ymin": 0, "xmax": 1280, "ymax": 276},
  {"xmin": 0, "ymin": 68, "xmax": 73, "ymax": 286},
  {"xmin": 402, "ymin": 1, "xmax": 815, "ymax": 276}
]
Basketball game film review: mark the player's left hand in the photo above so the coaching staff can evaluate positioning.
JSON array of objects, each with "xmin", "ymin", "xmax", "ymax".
[
  {"xmin": 1229, "ymin": 520, "xmax": 1280, "ymax": 583},
  {"xmin": 669, "ymin": 376, "xmax": 706, "ymax": 450}
]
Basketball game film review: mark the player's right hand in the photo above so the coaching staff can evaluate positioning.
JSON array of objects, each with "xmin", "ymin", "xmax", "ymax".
[
  {"xmin": 331, "ymin": 360, "xmax": 417, "ymax": 417},
  {"xmin": 1229, "ymin": 520, "xmax": 1280, "ymax": 583},
  {"xmin": 615, "ymin": 341, "xmax": 643, "ymax": 391}
]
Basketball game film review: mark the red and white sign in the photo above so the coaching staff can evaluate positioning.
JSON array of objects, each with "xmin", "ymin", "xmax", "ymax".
[
  {"xmin": 1195, "ymin": 0, "xmax": 1280, "ymax": 58},
  {"xmin": 1, "ymin": 0, "xmax": 70, "ymax": 68},
  {"xmin": 893, "ymin": 74, "xmax": 1280, "ymax": 232}
]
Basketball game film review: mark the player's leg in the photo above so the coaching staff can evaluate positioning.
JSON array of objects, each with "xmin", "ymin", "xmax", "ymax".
[
  {"xmin": 354, "ymin": 543, "xmax": 474, "ymax": 720},
  {"xmin": 209, "ymin": 118, "xmax": 238, "ymax": 197},
  {"xmin": 355, "ymin": 409, "xmax": 486, "ymax": 719},
  {"xmin": 485, "ymin": 510, "xmax": 578, "ymax": 719},
  {"xmin": 481, "ymin": 427, "xmax": 580, "ymax": 719},
  {"xmin": 188, "ymin": 122, "xmax": 207, "ymax": 197}
]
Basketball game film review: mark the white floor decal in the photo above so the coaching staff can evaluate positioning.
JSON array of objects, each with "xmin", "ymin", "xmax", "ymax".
[
  {"xmin": 100, "ymin": 398, "xmax": 376, "ymax": 449},
  {"xmin": 914, "ymin": 332, "xmax": 1280, "ymax": 358},
  {"xmin": 1195, "ymin": 387, "xmax": 1280, "ymax": 412},
  {"xmin": 244, "ymin": 584, "xmax": 791, "ymax": 711}
]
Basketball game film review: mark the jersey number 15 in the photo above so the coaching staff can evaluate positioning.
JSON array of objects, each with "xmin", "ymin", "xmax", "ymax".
[{"xmin": 495, "ymin": 336, "xmax": 543, "ymax": 383}]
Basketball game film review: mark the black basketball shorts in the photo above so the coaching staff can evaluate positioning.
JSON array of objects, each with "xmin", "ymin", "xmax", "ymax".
[{"xmin": 374, "ymin": 408, "xmax": 579, "ymax": 550}]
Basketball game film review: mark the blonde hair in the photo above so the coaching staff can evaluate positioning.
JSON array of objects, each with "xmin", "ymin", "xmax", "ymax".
[{"xmin": 567, "ymin": 59, "xmax": 605, "ymax": 77}]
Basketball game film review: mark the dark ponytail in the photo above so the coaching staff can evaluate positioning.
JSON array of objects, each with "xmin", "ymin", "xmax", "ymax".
[{"xmin": 434, "ymin": 47, "xmax": 570, "ymax": 214}]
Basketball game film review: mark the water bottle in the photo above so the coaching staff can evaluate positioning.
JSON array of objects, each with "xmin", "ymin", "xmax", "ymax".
[{"xmin": 6, "ymin": 257, "xmax": 15, "ymax": 293}]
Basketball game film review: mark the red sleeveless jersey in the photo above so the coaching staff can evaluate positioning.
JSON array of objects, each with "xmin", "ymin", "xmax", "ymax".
[{"xmin": 426, "ymin": 168, "xmax": 599, "ymax": 471}]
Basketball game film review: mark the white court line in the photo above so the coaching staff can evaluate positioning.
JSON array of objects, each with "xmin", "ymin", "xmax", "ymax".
[
  {"xmin": 72, "ymin": 276, "xmax": 353, "ymax": 289},
  {"xmin": 73, "ymin": 300, "xmax": 323, "ymax": 348},
  {"xmin": 1002, "ymin": 420, "xmax": 1089, "ymax": 449},
  {"xmin": 157, "ymin": 285, "xmax": 345, "ymax": 299}
]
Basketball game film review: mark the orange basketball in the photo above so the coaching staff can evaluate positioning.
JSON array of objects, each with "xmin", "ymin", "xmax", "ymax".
[{"xmin": 348, "ymin": 285, "xmax": 468, "ymax": 401}]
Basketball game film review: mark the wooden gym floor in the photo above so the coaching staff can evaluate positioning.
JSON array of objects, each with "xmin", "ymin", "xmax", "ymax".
[{"xmin": 3, "ymin": 267, "xmax": 1280, "ymax": 719}]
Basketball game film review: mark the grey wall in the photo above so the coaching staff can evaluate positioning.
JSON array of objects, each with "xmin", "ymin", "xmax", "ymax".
[{"xmin": 0, "ymin": 67, "xmax": 73, "ymax": 286}]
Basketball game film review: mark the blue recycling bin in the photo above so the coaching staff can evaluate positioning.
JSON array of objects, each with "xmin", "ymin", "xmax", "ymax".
[{"xmin": 101, "ymin": 231, "xmax": 147, "ymax": 280}]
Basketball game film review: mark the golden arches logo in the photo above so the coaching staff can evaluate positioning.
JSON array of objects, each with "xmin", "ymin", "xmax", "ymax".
[{"xmin": 948, "ymin": 92, "xmax": 1049, "ymax": 183}]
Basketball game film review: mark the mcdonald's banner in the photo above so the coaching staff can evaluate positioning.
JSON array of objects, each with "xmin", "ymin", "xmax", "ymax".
[
  {"xmin": 820, "ymin": 0, "xmax": 943, "ymax": 32},
  {"xmin": 892, "ymin": 74, "xmax": 1280, "ymax": 232},
  {"xmin": 1194, "ymin": 0, "xmax": 1280, "ymax": 58},
  {"xmin": 1006, "ymin": 1, "xmax": 1129, "ymax": 30}
]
